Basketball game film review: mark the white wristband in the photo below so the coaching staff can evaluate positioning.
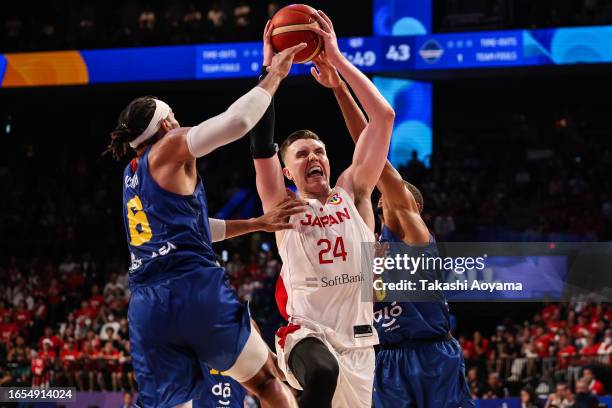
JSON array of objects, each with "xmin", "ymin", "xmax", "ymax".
[{"xmin": 208, "ymin": 218, "xmax": 227, "ymax": 243}]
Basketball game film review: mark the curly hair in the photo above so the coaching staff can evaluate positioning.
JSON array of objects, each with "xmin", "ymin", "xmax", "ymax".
[{"xmin": 104, "ymin": 96, "xmax": 157, "ymax": 161}]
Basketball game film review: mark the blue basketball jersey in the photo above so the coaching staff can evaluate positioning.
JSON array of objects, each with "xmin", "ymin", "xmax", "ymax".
[
  {"xmin": 122, "ymin": 146, "xmax": 218, "ymax": 288},
  {"xmin": 374, "ymin": 225, "xmax": 451, "ymax": 344}
]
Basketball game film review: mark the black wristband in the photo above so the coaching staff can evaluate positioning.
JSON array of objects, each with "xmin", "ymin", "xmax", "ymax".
[
  {"xmin": 258, "ymin": 65, "xmax": 269, "ymax": 82},
  {"xmin": 250, "ymin": 65, "xmax": 277, "ymax": 159}
]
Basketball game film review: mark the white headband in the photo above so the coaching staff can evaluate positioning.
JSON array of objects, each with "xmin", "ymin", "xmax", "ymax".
[{"xmin": 129, "ymin": 99, "xmax": 171, "ymax": 148}]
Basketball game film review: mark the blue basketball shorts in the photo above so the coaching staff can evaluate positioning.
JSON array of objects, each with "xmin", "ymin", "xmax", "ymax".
[
  {"xmin": 128, "ymin": 268, "xmax": 251, "ymax": 408},
  {"xmin": 373, "ymin": 338, "xmax": 475, "ymax": 408}
]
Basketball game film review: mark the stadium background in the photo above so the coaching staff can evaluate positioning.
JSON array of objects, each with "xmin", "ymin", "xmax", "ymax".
[{"xmin": 0, "ymin": 0, "xmax": 611, "ymax": 407}]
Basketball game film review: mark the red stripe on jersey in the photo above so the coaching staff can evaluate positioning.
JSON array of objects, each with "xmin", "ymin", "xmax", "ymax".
[
  {"xmin": 275, "ymin": 276, "xmax": 289, "ymax": 321},
  {"xmin": 130, "ymin": 158, "xmax": 138, "ymax": 173},
  {"xmin": 276, "ymin": 323, "xmax": 300, "ymax": 350}
]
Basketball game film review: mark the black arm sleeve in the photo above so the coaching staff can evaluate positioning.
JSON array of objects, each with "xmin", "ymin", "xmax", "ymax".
[{"xmin": 249, "ymin": 66, "xmax": 277, "ymax": 159}]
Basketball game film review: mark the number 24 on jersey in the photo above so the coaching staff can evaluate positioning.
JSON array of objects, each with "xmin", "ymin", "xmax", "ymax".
[{"xmin": 317, "ymin": 237, "xmax": 347, "ymax": 264}]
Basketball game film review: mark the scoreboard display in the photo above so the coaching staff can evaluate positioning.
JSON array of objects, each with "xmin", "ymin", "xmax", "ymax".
[
  {"xmin": 191, "ymin": 26, "xmax": 612, "ymax": 80},
  {"xmin": 2, "ymin": 26, "xmax": 612, "ymax": 87}
]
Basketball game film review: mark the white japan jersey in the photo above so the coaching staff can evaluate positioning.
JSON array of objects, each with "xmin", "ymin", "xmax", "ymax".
[{"xmin": 277, "ymin": 186, "xmax": 378, "ymax": 349}]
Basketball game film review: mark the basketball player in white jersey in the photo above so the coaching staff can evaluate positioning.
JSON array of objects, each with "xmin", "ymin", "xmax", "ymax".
[{"xmin": 248, "ymin": 12, "xmax": 395, "ymax": 408}]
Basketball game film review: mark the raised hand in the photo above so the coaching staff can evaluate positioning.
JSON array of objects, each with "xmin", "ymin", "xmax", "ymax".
[
  {"xmin": 309, "ymin": 10, "xmax": 341, "ymax": 62},
  {"xmin": 263, "ymin": 19, "xmax": 275, "ymax": 66},
  {"xmin": 311, "ymin": 51, "xmax": 342, "ymax": 89},
  {"xmin": 267, "ymin": 43, "xmax": 307, "ymax": 78},
  {"xmin": 254, "ymin": 189, "xmax": 306, "ymax": 232}
]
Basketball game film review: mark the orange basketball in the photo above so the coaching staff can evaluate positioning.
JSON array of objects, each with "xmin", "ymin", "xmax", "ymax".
[{"xmin": 270, "ymin": 4, "xmax": 323, "ymax": 64}]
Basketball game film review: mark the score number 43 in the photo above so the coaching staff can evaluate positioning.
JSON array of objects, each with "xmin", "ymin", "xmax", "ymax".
[{"xmin": 386, "ymin": 44, "xmax": 410, "ymax": 61}]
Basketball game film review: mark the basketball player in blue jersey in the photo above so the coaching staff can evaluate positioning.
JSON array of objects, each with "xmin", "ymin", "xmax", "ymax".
[
  {"xmin": 104, "ymin": 44, "xmax": 307, "ymax": 408},
  {"xmin": 311, "ymin": 54, "xmax": 474, "ymax": 408},
  {"xmin": 196, "ymin": 200, "xmax": 307, "ymax": 408}
]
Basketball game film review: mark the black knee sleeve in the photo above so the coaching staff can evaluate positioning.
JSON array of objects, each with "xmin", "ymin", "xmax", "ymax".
[{"xmin": 289, "ymin": 337, "xmax": 339, "ymax": 408}]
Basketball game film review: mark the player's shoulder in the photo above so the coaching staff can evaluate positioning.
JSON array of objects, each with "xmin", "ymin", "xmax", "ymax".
[
  {"xmin": 385, "ymin": 184, "xmax": 419, "ymax": 212},
  {"xmin": 331, "ymin": 184, "xmax": 349, "ymax": 199},
  {"xmin": 392, "ymin": 210, "xmax": 431, "ymax": 244},
  {"xmin": 152, "ymin": 127, "xmax": 190, "ymax": 150},
  {"xmin": 149, "ymin": 127, "xmax": 193, "ymax": 165},
  {"xmin": 334, "ymin": 170, "xmax": 355, "ymax": 199}
]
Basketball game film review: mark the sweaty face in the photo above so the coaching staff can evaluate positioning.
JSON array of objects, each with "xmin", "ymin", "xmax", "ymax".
[{"xmin": 283, "ymin": 139, "xmax": 331, "ymax": 196}]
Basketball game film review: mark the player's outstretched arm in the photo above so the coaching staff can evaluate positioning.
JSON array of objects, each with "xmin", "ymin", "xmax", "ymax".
[
  {"xmin": 312, "ymin": 55, "xmax": 428, "ymax": 242},
  {"xmin": 153, "ymin": 42, "xmax": 306, "ymax": 165},
  {"xmin": 310, "ymin": 11, "xmax": 394, "ymax": 196},
  {"xmin": 250, "ymin": 20, "xmax": 291, "ymax": 212},
  {"xmin": 311, "ymin": 54, "xmax": 419, "ymax": 213},
  {"xmin": 310, "ymin": 52, "xmax": 368, "ymax": 142},
  {"xmin": 209, "ymin": 190, "xmax": 305, "ymax": 241}
]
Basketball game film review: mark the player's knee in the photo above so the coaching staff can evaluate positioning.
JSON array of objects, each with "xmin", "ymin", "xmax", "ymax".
[
  {"xmin": 290, "ymin": 338, "xmax": 339, "ymax": 393},
  {"xmin": 225, "ymin": 324, "xmax": 269, "ymax": 383},
  {"xmin": 248, "ymin": 368, "xmax": 280, "ymax": 398},
  {"xmin": 304, "ymin": 357, "xmax": 339, "ymax": 391}
]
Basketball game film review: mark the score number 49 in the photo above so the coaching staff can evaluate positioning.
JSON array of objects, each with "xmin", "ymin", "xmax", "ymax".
[{"xmin": 342, "ymin": 51, "xmax": 377, "ymax": 67}]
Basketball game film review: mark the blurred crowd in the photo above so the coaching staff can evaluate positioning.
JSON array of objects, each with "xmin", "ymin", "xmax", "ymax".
[
  {"xmin": 435, "ymin": 0, "xmax": 612, "ymax": 32},
  {"xmin": 2, "ymin": 102, "xmax": 610, "ymax": 259},
  {"xmin": 2, "ymin": 117, "xmax": 611, "ymax": 393},
  {"xmin": 0, "ymin": 0, "xmax": 370, "ymax": 53},
  {"xmin": 1, "ymin": 54, "xmax": 611, "ymax": 400},
  {"xmin": 1, "ymin": 251, "xmax": 610, "ymax": 400},
  {"xmin": 0, "ymin": 247, "xmax": 282, "ymax": 392},
  {"xmin": 458, "ymin": 303, "xmax": 611, "ymax": 402},
  {"xmin": 3, "ymin": 0, "xmax": 612, "ymax": 53},
  {"xmin": 402, "ymin": 107, "xmax": 612, "ymax": 242},
  {"xmin": 0, "ymin": 256, "xmax": 134, "ymax": 391},
  {"xmin": 2, "ymin": 0, "xmax": 278, "ymax": 52}
]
